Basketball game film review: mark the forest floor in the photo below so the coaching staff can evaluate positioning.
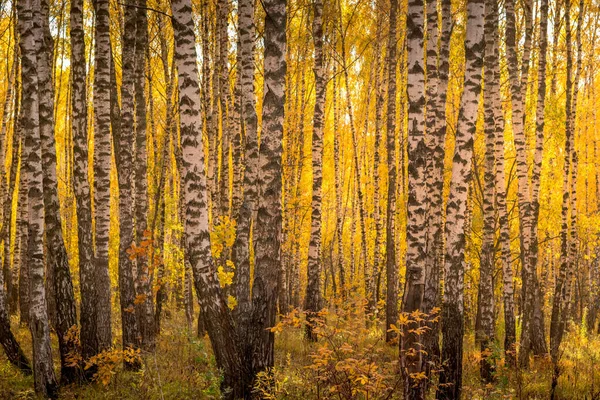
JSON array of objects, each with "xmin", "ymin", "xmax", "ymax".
[{"xmin": 1, "ymin": 300, "xmax": 600, "ymax": 399}]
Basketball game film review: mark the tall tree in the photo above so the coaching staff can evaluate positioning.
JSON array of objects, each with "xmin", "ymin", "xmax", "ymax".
[
  {"xmin": 231, "ymin": 0, "xmax": 258, "ymax": 328},
  {"xmin": 133, "ymin": 0, "xmax": 155, "ymax": 351},
  {"xmin": 550, "ymin": 0, "xmax": 573, "ymax": 366},
  {"xmin": 337, "ymin": 0, "xmax": 372, "ymax": 319},
  {"xmin": 247, "ymin": 0, "xmax": 286, "ymax": 378},
  {"xmin": 0, "ymin": 94, "xmax": 30, "ymax": 373},
  {"xmin": 305, "ymin": 0, "xmax": 325, "ymax": 341},
  {"xmin": 71, "ymin": 0, "xmax": 99, "ymax": 364},
  {"xmin": 437, "ymin": 0, "xmax": 485, "ymax": 396},
  {"xmin": 171, "ymin": 0, "xmax": 245, "ymax": 395},
  {"xmin": 92, "ymin": 0, "xmax": 113, "ymax": 351},
  {"xmin": 116, "ymin": 0, "xmax": 142, "ymax": 366},
  {"xmin": 332, "ymin": 65, "xmax": 345, "ymax": 294},
  {"xmin": 421, "ymin": 0, "xmax": 451, "ymax": 367},
  {"xmin": 18, "ymin": 0, "xmax": 58, "ymax": 395},
  {"xmin": 489, "ymin": 4, "xmax": 516, "ymax": 364},
  {"xmin": 477, "ymin": 0, "xmax": 499, "ymax": 380},
  {"xmin": 385, "ymin": 0, "xmax": 399, "ymax": 344},
  {"xmin": 35, "ymin": 0, "xmax": 79, "ymax": 383},
  {"xmin": 400, "ymin": 0, "xmax": 428, "ymax": 392},
  {"xmin": 504, "ymin": 0, "xmax": 547, "ymax": 362},
  {"xmin": 217, "ymin": 0, "xmax": 231, "ymax": 217},
  {"xmin": 525, "ymin": 0, "xmax": 550, "ymax": 366}
]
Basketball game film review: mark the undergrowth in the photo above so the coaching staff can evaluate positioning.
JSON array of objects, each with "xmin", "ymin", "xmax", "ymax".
[{"xmin": 1, "ymin": 301, "xmax": 599, "ymax": 399}]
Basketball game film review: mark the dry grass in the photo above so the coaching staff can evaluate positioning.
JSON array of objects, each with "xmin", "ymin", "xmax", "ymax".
[{"xmin": 1, "ymin": 306, "xmax": 599, "ymax": 399}]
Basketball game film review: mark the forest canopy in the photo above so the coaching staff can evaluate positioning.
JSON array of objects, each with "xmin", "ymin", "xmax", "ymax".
[{"xmin": 0, "ymin": 0, "xmax": 599, "ymax": 397}]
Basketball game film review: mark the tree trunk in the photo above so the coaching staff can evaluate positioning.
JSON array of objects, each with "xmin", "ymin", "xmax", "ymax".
[
  {"xmin": 337, "ymin": 0, "xmax": 372, "ymax": 321},
  {"xmin": 0, "ymin": 258, "xmax": 31, "ymax": 374},
  {"xmin": 0, "ymin": 59, "xmax": 16, "ymax": 312},
  {"xmin": 489, "ymin": 7, "xmax": 517, "ymax": 365},
  {"xmin": 421, "ymin": 0, "xmax": 451, "ymax": 368},
  {"xmin": 305, "ymin": 0, "xmax": 325, "ymax": 341},
  {"xmin": 401, "ymin": 0, "xmax": 428, "ymax": 392},
  {"xmin": 18, "ymin": 169, "xmax": 29, "ymax": 327},
  {"xmin": 385, "ymin": 0, "xmax": 399, "ymax": 344},
  {"xmin": 92, "ymin": 0, "xmax": 113, "ymax": 352},
  {"xmin": 217, "ymin": 0, "xmax": 231, "ymax": 218},
  {"xmin": 504, "ymin": 0, "xmax": 547, "ymax": 362},
  {"xmin": 71, "ymin": 0, "xmax": 98, "ymax": 365},
  {"xmin": 18, "ymin": 0, "xmax": 58, "ymax": 395},
  {"xmin": 332, "ymin": 67, "xmax": 345, "ymax": 295},
  {"xmin": 1, "ymin": 55, "xmax": 20, "ymax": 317},
  {"xmin": 0, "ymin": 105, "xmax": 30, "ymax": 373},
  {"xmin": 372, "ymin": 0, "xmax": 384, "ymax": 327},
  {"xmin": 35, "ymin": 0, "xmax": 80, "ymax": 383},
  {"xmin": 524, "ymin": 0, "xmax": 550, "ymax": 367},
  {"xmin": 247, "ymin": 0, "xmax": 286, "ymax": 382},
  {"xmin": 478, "ymin": 0, "xmax": 499, "ymax": 380},
  {"xmin": 437, "ymin": 0, "xmax": 484, "ymax": 397},
  {"xmin": 550, "ymin": 0, "xmax": 573, "ymax": 365},
  {"xmin": 116, "ymin": 0, "xmax": 142, "ymax": 367},
  {"xmin": 133, "ymin": 0, "xmax": 155, "ymax": 351},
  {"xmin": 231, "ymin": 0, "xmax": 258, "ymax": 330},
  {"xmin": 171, "ymin": 0, "xmax": 245, "ymax": 395}
]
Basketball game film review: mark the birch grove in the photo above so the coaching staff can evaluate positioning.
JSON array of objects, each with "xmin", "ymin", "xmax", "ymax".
[{"xmin": 1, "ymin": 0, "xmax": 600, "ymax": 397}]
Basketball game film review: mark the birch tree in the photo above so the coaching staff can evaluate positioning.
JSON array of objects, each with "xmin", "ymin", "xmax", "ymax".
[
  {"xmin": 305, "ymin": 0, "xmax": 325, "ymax": 341},
  {"xmin": 477, "ymin": 0, "xmax": 499, "ymax": 380},
  {"xmin": 116, "ymin": 0, "xmax": 142, "ymax": 366},
  {"xmin": 171, "ymin": 0, "xmax": 244, "ymax": 395},
  {"xmin": 385, "ymin": 0, "xmax": 399, "ymax": 344},
  {"xmin": 34, "ymin": 0, "xmax": 79, "ymax": 382},
  {"xmin": 18, "ymin": 0, "xmax": 58, "ymax": 394},
  {"xmin": 92, "ymin": 0, "xmax": 113, "ymax": 351},
  {"xmin": 247, "ymin": 0, "xmax": 286, "ymax": 376},
  {"xmin": 231, "ymin": 0, "xmax": 258, "ymax": 327},
  {"xmin": 401, "ymin": 0, "xmax": 427, "ymax": 391},
  {"xmin": 70, "ymin": 0, "xmax": 98, "ymax": 365},
  {"xmin": 437, "ymin": 0, "xmax": 484, "ymax": 396}
]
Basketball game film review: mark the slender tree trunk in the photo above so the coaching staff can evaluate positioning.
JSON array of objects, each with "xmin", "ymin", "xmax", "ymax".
[
  {"xmin": 478, "ymin": 0, "xmax": 499, "ymax": 380},
  {"xmin": 437, "ymin": 0, "xmax": 484, "ymax": 397},
  {"xmin": 489, "ymin": 9, "xmax": 517, "ymax": 365},
  {"xmin": 247, "ymin": 0, "xmax": 286, "ymax": 383},
  {"xmin": 200, "ymin": 0, "xmax": 217, "ymax": 211},
  {"xmin": 18, "ymin": 167, "xmax": 29, "ymax": 327},
  {"xmin": 171, "ymin": 0, "xmax": 245, "ymax": 395},
  {"xmin": 332, "ymin": 67, "xmax": 345, "ymax": 295},
  {"xmin": 34, "ymin": 0, "xmax": 80, "ymax": 382},
  {"xmin": 305, "ymin": 0, "xmax": 325, "ymax": 341},
  {"xmin": 0, "ymin": 59, "xmax": 16, "ymax": 307},
  {"xmin": 116, "ymin": 0, "xmax": 142, "ymax": 367},
  {"xmin": 133, "ymin": 0, "xmax": 155, "ymax": 351},
  {"xmin": 525, "ymin": 0, "xmax": 550, "ymax": 367},
  {"xmin": 385, "ymin": 0, "xmax": 399, "ymax": 344},
  {"xmin": 231, "ymin": 0, "xmax": 258, "ymax": 329},
  {"xmin": 71, "ymin": 0, "xmax": 98, "ymax": 364},
  {"xmin": 568, "ymin": 0, "xmax": 583, "ymax": 326},
  {"xmin": 337, "ymin": 0, "xmax": 372, "ymax": 320},
  {"xmin": 504, "ymin": 0, "xmax": 547, "ymax": 362},
  {"xmin": 401, "ymin": 0, "xmax": 428, "ymax": 392},
  {"xmin": 0, "ymin": 255, "xmax": 31, "ymax": 374},
  {"xmin": 217, "ymin": 0, "xmax": 231, "ymax": 218},
  {"xmin": 0, "ymin": 98, "xmax": 30, "ymax": 373},
  {"xmin": 0, "ymin": 55, "xmax": 19, "ymax": 316},
  {"xmin": 422, "ymin": 0, "xmax": 452, "ymax": 372},
  {"xmin": 550, "ymin": 0, "xmax": 573, "ymax": 365},
  {"xmin": 92, "ymin": 0, "xmax": 113, "ymax": 351},
  {"xmin": 18, "ymin": 0, "xmax": 58, "ymax": 395},
  {"xmin": 372, "ymin": 0, "xmax": 384, "ymax": 325}
]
